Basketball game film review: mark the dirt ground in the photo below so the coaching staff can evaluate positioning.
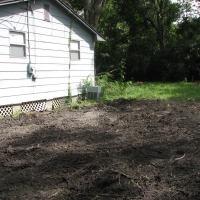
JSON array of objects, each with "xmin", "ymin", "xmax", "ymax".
[{"xmin": 0, "ymin": 99, "xmax": 200, "ymax": 200}]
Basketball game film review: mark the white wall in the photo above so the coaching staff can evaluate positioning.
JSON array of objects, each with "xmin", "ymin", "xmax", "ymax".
[{"xmin": 0, "ymin": 0, "xmax": 95, "ymax": 106}]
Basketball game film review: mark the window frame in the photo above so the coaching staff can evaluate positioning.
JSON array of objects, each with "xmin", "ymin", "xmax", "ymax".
[
  {"xmin": 9, "ymin": 30, "xmax": 26, "ymax": 58},
  {"xmin": 70, "ymin": 40, "xmax": 80, "ymax": 61},
  {"xmin": 44, "ymin": 4, "xmax": 50, "ymax": 22}
]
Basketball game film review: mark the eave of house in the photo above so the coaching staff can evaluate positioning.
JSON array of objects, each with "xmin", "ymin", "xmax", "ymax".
[
  {"xmin": 55, "ymin": 0, "xmax": 105, "ymax": 41},
  {"xmin": 0, "ymin": 0, "xmax": 29, "ymax": 6},
  {"xmin": 0, "ymin": 0, "xmax": 105, "ymax": 41}
]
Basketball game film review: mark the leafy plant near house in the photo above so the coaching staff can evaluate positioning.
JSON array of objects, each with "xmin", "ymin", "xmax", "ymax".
[
  {"xmin": 96, "ymin": 72, "xmax": 114, "ymax": 100},
  {"xmin": 118, "ymin": 58, "xmax": 126, "ymax": 82},
  {"xmin": 67, "ymin": 21, "xmax": 73, "ymax": 103},
  {"xmin": 66, "ymin": 86, "xmax": 72, "ymax": 103},
  {"xmin": 78, "ymin": 76, "xmax": 94, "ymax": 101},
  {"xmin": 98, "ymin": 59, "xmax": 131, "ymax": 96},
  {"xmin": 118, "ymin": 58, "xmax": 131, "ymax": 94}
]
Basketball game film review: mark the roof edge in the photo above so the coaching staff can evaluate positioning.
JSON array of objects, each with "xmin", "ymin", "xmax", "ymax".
[
  {"xmin": 55, "ymin": 0, "xmax": 105, "ymax": 41},
  {"xmin": 0, "ymin": 0, "xmax": 29, "ymax": 6},
  {"xmin": 0, "ymin": 0, "xmax": 105, "ymax": 41}
]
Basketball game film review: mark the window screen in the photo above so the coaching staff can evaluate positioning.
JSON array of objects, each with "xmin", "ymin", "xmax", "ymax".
[
  {"xmin": 10, "ymin": 31, "xmax": 26, "ymax": 57},
  {"xmin": 44, "ymin": 4, "xmax": 50, "ymax": 21},
  {"xmin": 71, "ymin": 41, "xmax": 80, "ymax": 61}
]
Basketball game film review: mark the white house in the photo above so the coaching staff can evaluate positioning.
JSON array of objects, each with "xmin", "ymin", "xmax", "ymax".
[{"xmin": 0, "ymin": 0, "xmax": 104, "ymax": 116}]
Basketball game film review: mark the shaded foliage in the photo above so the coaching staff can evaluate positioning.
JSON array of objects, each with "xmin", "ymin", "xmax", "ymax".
[
  {"xmin": 66, "ymin": 0, "xmax": 107, "ymax": 29},
  {"xmin": 95, "ymin": 2, "xmax": 129, "ymax": 79},
  {"xmin": 176, "ymin": 18, "xmax": 200, "ymax": 81},
  {"xmin": 64, "ymin": 0, "xmax": 82, "ymax": 11},
  {"xmin": 95, "ymin": 0, "xmax": 200, "ymax": 81}
]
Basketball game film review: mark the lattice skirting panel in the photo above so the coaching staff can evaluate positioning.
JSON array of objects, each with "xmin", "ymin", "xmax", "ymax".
[
  {"xmin": 0, "ymin": 105, "xmax": 13, "ymax": 117},
  {"xmin": 52, "ymin": 97, "xmax": 66, "ymax": 109},
  {"xmin": 21, "ymin": 100, "xmax": 47, "ymax": 113}
]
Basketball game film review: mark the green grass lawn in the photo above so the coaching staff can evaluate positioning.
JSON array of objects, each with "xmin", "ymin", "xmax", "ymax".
[
  {"xmin": 66, "ymin": 81, "xmax": 200, "ymax": 109},
  {"xmin": 100, "ymin": 81, "xmax": 200, "ymax": 101}
]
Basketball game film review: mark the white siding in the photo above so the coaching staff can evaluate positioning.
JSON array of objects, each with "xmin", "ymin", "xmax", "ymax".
[{"xmin": 0, "ymin": 0, "xmax": 95, "ymax": 106}]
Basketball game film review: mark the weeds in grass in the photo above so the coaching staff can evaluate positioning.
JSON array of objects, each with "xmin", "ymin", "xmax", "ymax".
[
  {"xmin": 12, "ymin": 110, "xmax": 22, "ymax": 118},
  {"xmin": 97, "ymin": 74, "xmax": 200, "ymax": 101},
  {"xmin": 9, "ymin": 185, "xmax": 19, "ymax": 191},
  {"xmin": 2, "ymin": 79, "xmax": 199, "ymax": 119}
]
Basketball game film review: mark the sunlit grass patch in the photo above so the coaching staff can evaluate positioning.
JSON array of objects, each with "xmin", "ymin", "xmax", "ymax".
[{"xmin": 99, "ymin": 80, "xmax": 200, "ymax": 101}]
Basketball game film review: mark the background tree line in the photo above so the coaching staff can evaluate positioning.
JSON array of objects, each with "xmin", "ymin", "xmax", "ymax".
[{"xmin": 66, "ymin": 0, "xmax": 200, "ymax": 82}]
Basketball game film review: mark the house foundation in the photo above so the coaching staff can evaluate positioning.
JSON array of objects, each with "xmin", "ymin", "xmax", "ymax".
[{"xmin": 0, "ymin": 96, "xmax": 71, "ymax": 117}]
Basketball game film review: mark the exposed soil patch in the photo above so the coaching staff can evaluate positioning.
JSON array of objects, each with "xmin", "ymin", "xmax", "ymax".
[{"xmin": 0, "ymin": 99, "xmax": 200, "ymax": 199}]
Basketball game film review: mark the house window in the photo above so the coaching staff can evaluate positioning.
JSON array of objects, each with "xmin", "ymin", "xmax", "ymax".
[
  {"xmin": 10, "ymin": 31, "xmax": 26, "ymax": 57},
  {"xmin": 71, "ymin": 41, "xmax": 80, "ymax": 60},
  {"xmin": 44, "ymin": 4, "xmax": 50, "ymax": 21}
]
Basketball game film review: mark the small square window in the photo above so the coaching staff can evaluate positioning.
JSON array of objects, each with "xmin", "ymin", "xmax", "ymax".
[
  {"xmin": 44, "ymin": 4, "xmax": 50, "ymax": 21},
  {"xmin": 71, "ymin": 41, "xmax": 80, "ymax": 61},
  {"xmin": 10, "ymin": 31, "xmax": 26, "ymax": 57}
]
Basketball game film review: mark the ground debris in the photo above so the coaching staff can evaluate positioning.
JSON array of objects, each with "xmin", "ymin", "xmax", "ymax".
[{"xmin": 0, "ymin": 99, "xmax": 200, "ymax": 199}]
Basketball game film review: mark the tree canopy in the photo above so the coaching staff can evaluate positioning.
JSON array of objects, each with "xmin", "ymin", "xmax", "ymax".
[
  {"xmin": 66, "ymin": 0, "xmax": 107, "ymax": 29},
  {"xmin": 67, "ymin": 0, "xmax": 200, "ymax": 81}
]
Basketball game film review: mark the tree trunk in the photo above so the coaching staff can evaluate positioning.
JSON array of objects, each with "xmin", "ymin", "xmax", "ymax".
[{"xmin": 83, "ymin": 0, "xmax": 106, "ymax": 29}]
